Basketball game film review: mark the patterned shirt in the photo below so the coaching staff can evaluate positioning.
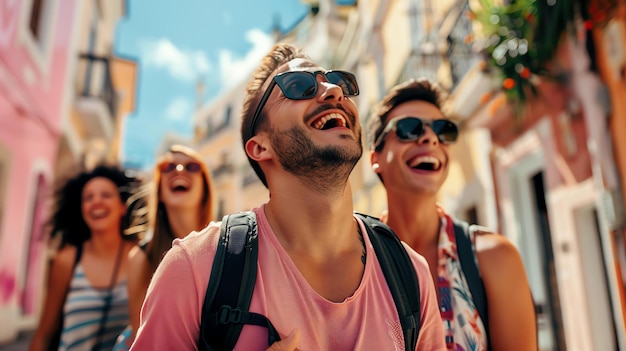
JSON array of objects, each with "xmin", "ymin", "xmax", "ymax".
[
  {"xmin": 437, "ymin": 207, "xmax": 487, "ymax": 351},
  {"xmin": 60, "ymin": 264, "xmax": 129, "ymax": 351}
]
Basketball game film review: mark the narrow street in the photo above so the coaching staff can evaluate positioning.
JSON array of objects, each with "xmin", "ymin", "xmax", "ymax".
[{"xmin": 0, "ymin": 331, "xmax": 33, "ymax": 351}]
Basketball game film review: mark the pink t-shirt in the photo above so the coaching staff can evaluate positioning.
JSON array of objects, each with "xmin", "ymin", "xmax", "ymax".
[{"xmin": 131, "ymin": 206, "xmax": 445, "ymax": 350}]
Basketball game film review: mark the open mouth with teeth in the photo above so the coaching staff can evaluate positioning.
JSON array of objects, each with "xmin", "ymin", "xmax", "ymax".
[
  {"xmin": 311, "ymin": 113, "xmax": 347, "ymax": 130},
  {"xmin": 90, "ymin": 209, "xmax": 110, "ymax": 219},
  {"xmin": 172, "ymin": 185, "xmax": 189, "ymax": 192},
  {"xmin": 408, "ymin": 155, "xmax": 442, "ymax": 171},
  {"xmin": 170, "ymin": 179, "xmax": 191, "ymax": 193}
]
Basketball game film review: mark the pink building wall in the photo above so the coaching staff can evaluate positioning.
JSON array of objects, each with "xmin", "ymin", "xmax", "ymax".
[{"xmin": 0, "ymin": 0, "xmax": 78, "ymax": 341}]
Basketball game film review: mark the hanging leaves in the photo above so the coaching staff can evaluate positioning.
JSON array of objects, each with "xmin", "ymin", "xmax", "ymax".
[
  {"xmin": 469, "ymin": 0, "xmax": 615, "ymax": 106},
  {"xmin": 472, "ymin": 0, "xmax": 541, "ymax": 104}
]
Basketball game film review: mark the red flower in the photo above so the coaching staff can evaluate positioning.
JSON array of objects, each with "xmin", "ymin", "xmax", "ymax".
[
  {"xmin": 503, "ymin": 78, "xmax": 516, "ymax": 90},
  {"xmin": 520, "ymin": 67, "xmax": 531, "ymax": 79}
]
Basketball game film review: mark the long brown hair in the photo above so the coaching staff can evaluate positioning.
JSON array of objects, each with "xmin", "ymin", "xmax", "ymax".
[{"xmin": 143, "ymin": 145, "xmax": 215, "ymax": 274}]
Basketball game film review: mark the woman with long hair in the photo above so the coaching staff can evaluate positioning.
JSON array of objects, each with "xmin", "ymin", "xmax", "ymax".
[
  {"xmin": 29, "ymin": 165, "xmax": 140, "ymax": 351},
  {"xmin": 114, "ymin": 145, "xmax": 215, "ymax": 350}
]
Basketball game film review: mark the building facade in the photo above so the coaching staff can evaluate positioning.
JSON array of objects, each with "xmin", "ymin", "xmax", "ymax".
[
  {"xmin": 448, "ymin": 2, "xmax": 626, "ymax": 350},
  {"xmin": 55, "ymin": 0, "xmax": 135, "ymax": 179},
  {"xmin": 0, "ymin": 0, "xmax": 135, "ymax": 344},
  {"xmin": 0, "ymin": 0, "xmax": 81, "ymax": 342}
]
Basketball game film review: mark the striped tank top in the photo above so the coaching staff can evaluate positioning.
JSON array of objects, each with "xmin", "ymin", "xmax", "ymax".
[{"xmin": 59, "ymin": 264, "xmax": 129, "ymax": 351}]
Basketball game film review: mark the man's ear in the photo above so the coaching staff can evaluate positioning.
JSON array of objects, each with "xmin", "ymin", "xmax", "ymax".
[
  {"xmin": 245, "ymin": 135, "xmax": 272, "ymax": 162},
  {"xmin": 370, "ymin": 151, "xmax": 381, "ymax": 174}
]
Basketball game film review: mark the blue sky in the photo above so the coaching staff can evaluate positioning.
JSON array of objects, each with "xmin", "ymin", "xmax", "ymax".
[{"xmin": 114, "ymin": 0, "xmax": 309, "ymax": 169}]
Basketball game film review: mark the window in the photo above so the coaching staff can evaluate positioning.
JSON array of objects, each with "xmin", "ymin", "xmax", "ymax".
[
  {"xmin": 20, "ymin": 0, "xmax": 57, "ymax": 73},
  {"xmin": 224, "ymin": 105, "xmax": 232, "ymax": 125},
  {"xmin": 28, "ymin": 0, "xmax": 44, "ymax": 40},
  {"xmin": 83, "ymin": 14, "xmax": 99, "ymax": 96},
  {"xmin": 203, "ymin": 115, "xmax": 213, "ymax": 141},
  {"xmin": 465, "ymin": 206, "xmax": 478, "ymax": 225}
]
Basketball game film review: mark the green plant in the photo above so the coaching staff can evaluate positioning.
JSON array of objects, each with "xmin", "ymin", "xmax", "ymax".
[{"xmin": 471, "ymin": 0, "xmax": 579, "ymax": 104}]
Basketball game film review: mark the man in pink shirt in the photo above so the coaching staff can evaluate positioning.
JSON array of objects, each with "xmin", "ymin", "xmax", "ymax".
[{"xmin": 131, "ymin": 43, "xmax": 445, "ymax": 351}]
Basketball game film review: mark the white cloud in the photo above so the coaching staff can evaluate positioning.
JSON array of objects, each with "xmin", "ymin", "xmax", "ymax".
[
  {"xmin": 165, "ymin": 97, "xmax": 192, "ymax": 121},
  {"xmin": 141, "ymin": 38, "xmax": 211, "ymax": 82},
  {"xmin": 218, "ymin": 29, "xmax": 274, "ymax": 89}
]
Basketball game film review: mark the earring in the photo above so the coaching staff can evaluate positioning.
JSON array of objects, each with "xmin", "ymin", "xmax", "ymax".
[{"xmin": 372, "ymin": 163, "xmax": 380, "ymax": 171}]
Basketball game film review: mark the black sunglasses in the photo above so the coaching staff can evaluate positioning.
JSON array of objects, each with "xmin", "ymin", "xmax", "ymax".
[
  {"xmin": 159, "ymin": 162, "xmax": 202, "ymax": 174},
  {"xmin": 374, "ymin": 117, "xmax": 459, "ymax": 151},
  {"xmin": 247, "ymin": 70, "xmax": 359, "ymax": 140}
]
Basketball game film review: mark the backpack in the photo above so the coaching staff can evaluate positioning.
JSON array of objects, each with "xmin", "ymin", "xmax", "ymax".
[
  {"xmin": 452, "ymin": 219, "xmax": 490, "ymax": 348},
  {"xmin": 198, "ymin": 212, "xmax": 422, "ymax": 351}
]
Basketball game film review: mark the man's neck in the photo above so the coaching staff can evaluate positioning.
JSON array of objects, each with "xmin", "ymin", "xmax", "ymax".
[
  {"xmin": 264, "ymin": 180, "xmax": 365, "ymax": 303},
  {"xmin": 386, "ymin": 191, "xmax": 440, "ymax": 252},
  {"xmin": 264, "ymin": 180, "xmax": 356, "ymax": 258}
]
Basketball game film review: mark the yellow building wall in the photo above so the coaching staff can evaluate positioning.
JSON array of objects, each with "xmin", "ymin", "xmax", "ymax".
[{"xmin": 110, "ymin": 56, "xmax": 137, "ymax": 161}]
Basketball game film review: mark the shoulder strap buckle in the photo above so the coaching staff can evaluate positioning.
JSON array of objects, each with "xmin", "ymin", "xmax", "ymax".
[{"xmin": 218, "ymin": 305, "xmax": 242, "ymax": 324}]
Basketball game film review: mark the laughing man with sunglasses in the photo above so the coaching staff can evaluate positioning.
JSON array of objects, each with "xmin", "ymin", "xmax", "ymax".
[
  {"xmin": 367, "ymin": 79, "xmax": 538, "ymax": 351},
  {"xmin": 130, "ymin": 44, "xmax": 445, "ymax": 351}
]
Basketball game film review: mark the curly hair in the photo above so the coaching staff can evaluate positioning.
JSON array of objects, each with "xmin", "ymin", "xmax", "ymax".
[
  {"xmin": 240, "ymin": 43, "xmax": 309, "ymax": 187},
  {"xmin": 50, "ymin": 164, "xmax": 140, "ymax": 248},
  {"xmin": 365, "ymin": 78, "xmax": 447, "ymax": 151}
]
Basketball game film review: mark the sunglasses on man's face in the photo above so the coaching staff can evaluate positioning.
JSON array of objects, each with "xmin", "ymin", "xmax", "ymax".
[
  {"xmin": 159, "ymin": 162, "xmax": 202, "ymax": 174},
  {"xmin": 374, "ymin": 117, "xmax": 459, "ymax": 151},
  {"xmin": 247, "ymin": 70, "xmax": 360, "ymax": 140}
]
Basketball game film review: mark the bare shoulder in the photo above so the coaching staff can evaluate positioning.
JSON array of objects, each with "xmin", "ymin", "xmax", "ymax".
[
  {"xmin": 48, "ymin": 245, "xmax": 80, "ymax": 282},
  {"xmin": 128, "ymin": 244, "xmax": 148, "ymax": 265},
  {"xmin": 474, "ymin": 232, "xmax": 527, "ymax": 281},
  {"xmin": 473, "ymin": 232, "xmax": 536, "ymax": 348},
  {"xmin": 474, "ymin": 231, "xmax": 521, "ymax": 262},
  {"xmin": 54, "ymin": 245, "xmax": 78, "ymax": 268}
]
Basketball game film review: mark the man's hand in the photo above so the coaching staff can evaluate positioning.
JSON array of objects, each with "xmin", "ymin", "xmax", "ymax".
[{"xmin": 266, "ymin": 329, "xmax": 300, "ymax": 351}]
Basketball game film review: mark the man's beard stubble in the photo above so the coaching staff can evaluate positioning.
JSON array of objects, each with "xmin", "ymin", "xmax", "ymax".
[{"xmin": 269, "ymin": 125, "xmax": 363, "ymax": 194}]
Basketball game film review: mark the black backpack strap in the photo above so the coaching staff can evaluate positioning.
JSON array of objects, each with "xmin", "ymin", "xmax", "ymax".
[
  {"xmin": 355, "ymin": 213, "xmax": 420, "ymax": 351},
  {"xmin": 199, "ymin": 212, "xmax": 281, "ymax": 351},
  {"xmin": 453, "ymin": 219, "xmax": 490, "ymax": 347}
]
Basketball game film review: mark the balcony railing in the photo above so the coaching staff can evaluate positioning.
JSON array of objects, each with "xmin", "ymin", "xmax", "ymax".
[
  {"xmin": 76, "ymin": 53, "xmax": 117, "ymax": 118},
  {"xmin": 398, "ymin": 1, "xmax": 478, "ymax": 90},
  {"xmin": 446, "ymin": 2, "xmax": 479, "ymax": 89}
]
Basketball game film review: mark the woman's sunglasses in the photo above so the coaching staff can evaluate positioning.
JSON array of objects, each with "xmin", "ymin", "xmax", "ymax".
[
  {"xmin": 374, "ymin": 117, "xmax": 459, "ymax": 151},
  {"xmin": 159, "ymin": 162, "xmax": 202, "ymax": 174},
  {"xmin": 247, "ymin": 70, "xmax": 360, "ymax": 140}
]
